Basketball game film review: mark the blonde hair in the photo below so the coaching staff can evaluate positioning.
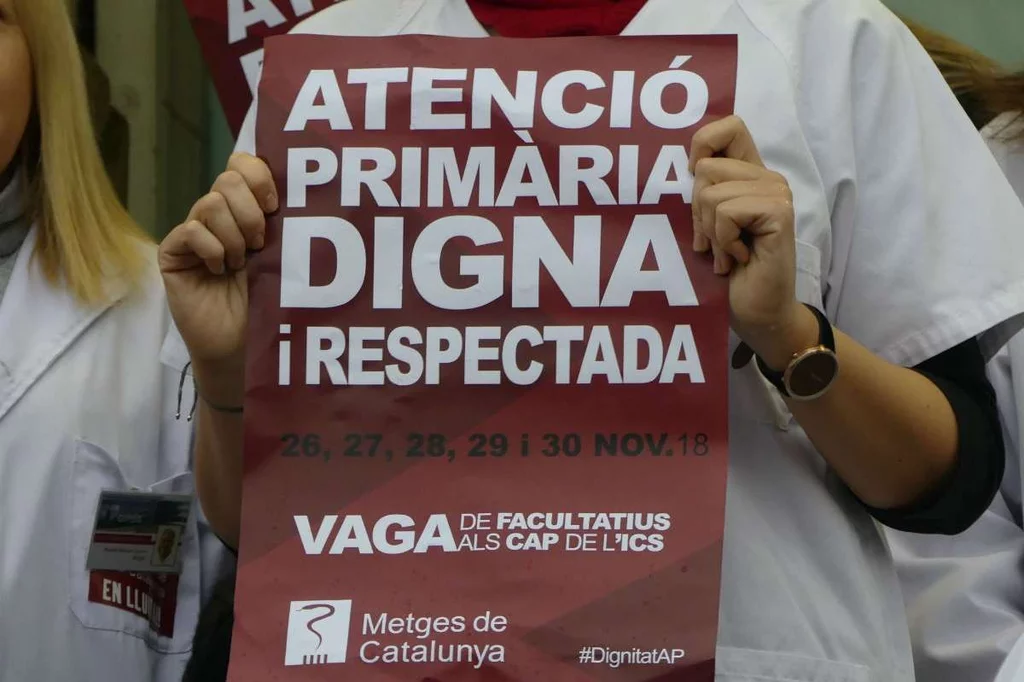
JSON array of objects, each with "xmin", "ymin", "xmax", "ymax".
[
  {"xmin": 12, "ymin": 0, "xmax": 147, "ymax": 304},
  {"xmin": 901, "ymin": 16, "xmax": 1024, "ymax": 138}
]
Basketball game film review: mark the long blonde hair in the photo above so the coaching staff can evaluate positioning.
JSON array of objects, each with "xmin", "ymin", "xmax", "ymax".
[
  {"xmin": 12, "ymin": 0, "xmax": 146, "ymax": 304},
  {"xmin": 902, "ymin": 16, "xmax": 1024, "ymax": 138}
]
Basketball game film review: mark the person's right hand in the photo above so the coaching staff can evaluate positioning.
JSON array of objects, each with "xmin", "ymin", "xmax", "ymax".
[{"xmin": 159, "ymin": 152, "xmax": 277, "ymax": 399}]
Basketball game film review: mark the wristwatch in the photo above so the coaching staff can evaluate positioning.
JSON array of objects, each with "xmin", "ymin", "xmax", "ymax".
[{"xmin": 755, "ymin": 304, "xmax": 839, "ymax": 401}]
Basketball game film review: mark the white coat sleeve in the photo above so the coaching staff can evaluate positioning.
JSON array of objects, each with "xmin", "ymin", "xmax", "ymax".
[
  {"xmin": 996, "ymin": 636, "xmax": 1024, "ymax": 682},
  {"xmin": 796, "ymin": 2, "xmax": 1024, "ymax": 366},
  {"xmin": 802, "ymin": 9, "xmax": 1024, "ymax": 676}
]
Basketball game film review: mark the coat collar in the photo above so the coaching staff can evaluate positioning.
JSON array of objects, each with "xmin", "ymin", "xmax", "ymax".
[{"xmin": 0, "ymin": 225, "xmax": 127, "ymax": 423}]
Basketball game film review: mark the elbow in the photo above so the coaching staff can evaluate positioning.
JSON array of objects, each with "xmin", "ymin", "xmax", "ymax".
[
  {"xmin": 864, "ymin": 444, "xmax": 958, "ymax": 511},
  {"xmin": 869, "ymin": 349, "xmax": 1006, "ymax": 535},
  {"xmin": 863, "ymin": 440, "xmax": 1004, "ymax": 537}
]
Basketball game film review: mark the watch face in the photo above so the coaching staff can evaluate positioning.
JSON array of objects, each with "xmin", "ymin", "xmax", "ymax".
[{"xmin": 787, "ymin": 350, "xmax": 839, "ymax": 399}]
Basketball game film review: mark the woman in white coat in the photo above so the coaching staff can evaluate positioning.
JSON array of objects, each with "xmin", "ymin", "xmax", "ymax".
[
  {"xmin": 162, "ymin": 1, "xmax": 1024, "ymax": 680},
  {"xmin": 887, "ymin": 19, "xmax": 1024, "ymax": 682},
  {"xmin": 0, "ymin": 0, "xmax": 229, "ymax": 680}
]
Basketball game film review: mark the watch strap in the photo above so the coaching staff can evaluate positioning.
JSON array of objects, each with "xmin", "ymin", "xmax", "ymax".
[{"xmin": 755, "ymin": 304, "xmax": 834, "ymax": 396}]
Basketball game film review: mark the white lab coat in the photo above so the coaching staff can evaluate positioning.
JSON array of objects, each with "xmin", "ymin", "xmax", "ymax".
[
  {"xmin": 207, "ymin": 1, "xmax": 1024, "ymax": 679},
  {"xmin": 0, "ymin": 227, "xmax": 230, "ymax": 681},
  {"xmin": 889, "ymin": 112, "xmax": 1024, "ymax": 682}
]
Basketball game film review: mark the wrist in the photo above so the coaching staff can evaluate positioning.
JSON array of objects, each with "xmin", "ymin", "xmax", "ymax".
[
  {"xmin": 747, "ymin": 303, "xmax": 820, "ymax": 372},
  {"xmin": 191, "ymin": 356, "xmax": 245, "ymax": 408}
]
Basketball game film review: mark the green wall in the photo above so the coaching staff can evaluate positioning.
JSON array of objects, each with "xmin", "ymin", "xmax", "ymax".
[
  {"xmin": 204, "ymin": 2, "xmax": 1024, "ymax": 183},
  {"xmin": 205, "ymin": 81, "xmax": 235, "ymax": 187},
  {"xmin": 885, "ymin": 0, "xmax": 1024, "ymax": 67}
]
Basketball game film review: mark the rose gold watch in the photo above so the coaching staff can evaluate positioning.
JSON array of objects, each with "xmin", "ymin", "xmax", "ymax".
[{"xmin": 755, "ymin": 304, "xmax": 839, "ymax": 401}]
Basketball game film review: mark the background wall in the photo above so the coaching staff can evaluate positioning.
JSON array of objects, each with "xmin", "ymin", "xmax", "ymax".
[
  {"xmin": 95, "ymin": 0, "xmax": 160, "ymax": 232},
  {"xmin": 884, "ymin": 0, "xmax": 1024, "ymax": 67},
  {"xmin": 74, "ymin": 0, "xmax": 210, "ymax": 237}
]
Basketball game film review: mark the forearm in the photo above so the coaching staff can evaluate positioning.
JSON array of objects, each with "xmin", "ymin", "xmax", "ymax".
[
  {"xmin": 768, "ymin": 307, "xmax": 958, "ymax": 510},
  {"xmin": 193, "ymin": 360, "xmax": 245, "ymax": 550}
]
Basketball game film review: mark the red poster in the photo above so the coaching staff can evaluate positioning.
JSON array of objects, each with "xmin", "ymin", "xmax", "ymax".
[
  {"xmin": 181, "ymin": 0, "xmax": 342, "ymax": 135},
  {"xmin": 234, "ymin": 33, "xmax": 736, "ymax": 681}
]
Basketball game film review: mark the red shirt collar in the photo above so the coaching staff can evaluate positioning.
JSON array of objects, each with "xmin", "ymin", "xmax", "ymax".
[{"xmin": 465, "ymin": 0, "xmax": 649, "ymax": 37}]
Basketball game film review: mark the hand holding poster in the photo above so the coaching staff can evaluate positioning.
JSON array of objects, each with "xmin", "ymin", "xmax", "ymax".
[
  {"xmin": 181, "ymin": 0, "xmax": 343, "ymax": 135},
  {"xmin": 234, "ymin": 34, "xmax": 737, "ymax": 680}
]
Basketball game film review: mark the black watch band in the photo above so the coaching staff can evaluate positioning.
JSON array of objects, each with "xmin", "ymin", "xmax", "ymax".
[{"xmin": 756, "ymin": 304, "xmax": 835, "ymax": 397}]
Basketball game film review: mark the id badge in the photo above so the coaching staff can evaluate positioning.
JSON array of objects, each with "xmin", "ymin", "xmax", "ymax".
[{"xmin": 86, "ymin": 490, "xmax": 192, "ymax": 574}]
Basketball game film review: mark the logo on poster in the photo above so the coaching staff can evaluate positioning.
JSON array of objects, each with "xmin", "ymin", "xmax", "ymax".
[{"xmin": 285, "ymin": 600, "xmax": 353, "ymax": 666}]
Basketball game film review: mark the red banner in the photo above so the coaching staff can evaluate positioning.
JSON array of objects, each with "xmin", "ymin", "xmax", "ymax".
[
  {"xmin": 181, "ymin": 0, "xmax": 342, "ymax": 135},
  {"xmin": 233, "ymin": 33, "xmax": 736, "ymax": 681},
  {"xmin": 88, "ymin": 571, "xmax": 180, "ymax": 638}
]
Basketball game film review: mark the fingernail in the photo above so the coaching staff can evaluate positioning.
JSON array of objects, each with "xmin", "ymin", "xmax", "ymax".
[
  {"xmin": 266, "ymin": 193, "xmax": 279, "ymax": 213},
  {"xmin": 255, "ymin": 233, "xmax": 265, "ymax": 250}
]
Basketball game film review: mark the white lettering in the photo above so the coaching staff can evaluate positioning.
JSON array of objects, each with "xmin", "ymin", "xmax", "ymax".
[
  {"xmin": 559, "ymin": 145, "xmax": 616, "ymax": 205},
  {"xmin": 496, "ymin": 145, "xmax": 557, "ymax": 207},
  {"xmin": 347, "ymin": 67, "xmax": 410, "ymax": 130},
  {"xmin": 280, "ymin": 216, "xmax": 365, "ymax": 308},
  {"xmin": 385, "ymin": 327, "xmax": 424, "ymax": 385},
  {"xmin": 640, "ymin": 61, "xmax": 710, "ymax": 129},
  {"xmin": 623, "ymin": 326, "xmax": 664, "ymax": 383},
  {"xmin": 465, "ymin": 327, "xmax": 502, "ymax": 384},
  {"xmin": 661, "ymin": 325, "xmax": 705, "ymax": 383},
  {"xmin": 411, "ymin": 68, "xmax": 467, "ymax": 130},
  {"xmin": 284, "ymin": 69, "xmax": 352, "ymax": 131},
  {"xmin": 287, "ymin": 147, "xmax": 337, "ymax": 209},
  {"xmin": 603, "ymin": 214, "xmax": 698, "ymax": 307},
  {"xmin": 502, "ymin": 326, "xmax": 544, "ymax": 385},
  {"xmin": 341, "ymin": 148, "xmax": 398, "ymax": 207},
  {"xmin": 412, "ymin": 216, "xmax": 503, "ymax": 310},
  {"xmin": 348, "ymin": 328, "xmax": 385, "ymax": 385},
  {"xmin": 296, "ymin": 515, "xmax": 458, "ymax": 555},
  {"xmin": 472, "ymin": 68, "xmax": 537, "ymax": 129},
  {"xmin": 577, "ymin": 326, "xmax": 623, "ymax": 384},
  {"xmin": 541, "ymin": 70, "xmax": 605, "ymax": 129},
  {"xmin": 511, "ymin": 215, "xmax": 601, "ymax": 308},
  {"xmin": 227, "ymin": 0, "xmax": 285, "ymax": 45},
  {"xmin": 427, "ymin": 148, "xmax": 496, "ymax": 208},
  {"xmin": 306, "ymin": 327, "xmax": 346, "ymax": 385},
  {"xmin": 641, "ymin": 145, "xmax": 692, "ymax": 204}
]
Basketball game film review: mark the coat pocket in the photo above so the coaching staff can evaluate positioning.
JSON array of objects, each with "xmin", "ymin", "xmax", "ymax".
[{"xmin": 67, "ymin": 440, "xmax": 201, "ymax": 654}]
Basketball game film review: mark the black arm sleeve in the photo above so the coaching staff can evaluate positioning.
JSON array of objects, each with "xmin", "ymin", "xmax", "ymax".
[
  {"xmin": 861, "ymin": 338, "xmax": 1004, "ymax": 535},
  {"xmin": 182, "ymin": 573, "xmax": 236, "ymax": 682}
]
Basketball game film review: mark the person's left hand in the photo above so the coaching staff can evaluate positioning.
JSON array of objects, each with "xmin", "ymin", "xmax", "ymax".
[{"xmin": 689, "ymin": 115, "xmax": 815, "ymax": 369}]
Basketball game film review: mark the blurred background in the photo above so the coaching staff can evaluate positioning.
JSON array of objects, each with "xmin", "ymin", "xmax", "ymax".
[{"xmin": 68, "ymin": 0, "xmax": 1024, "ymax": 239}]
